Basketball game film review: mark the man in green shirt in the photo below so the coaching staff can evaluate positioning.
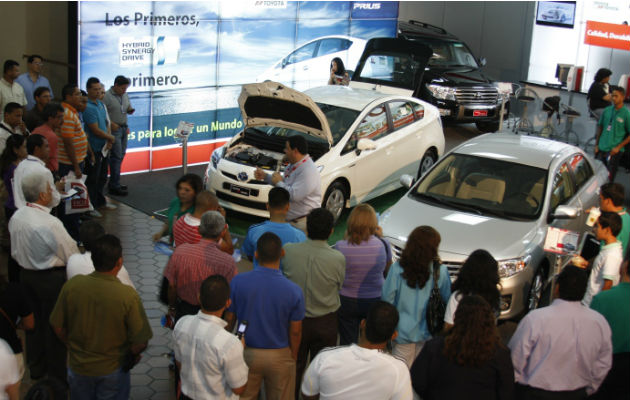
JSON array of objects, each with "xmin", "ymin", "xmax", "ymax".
[
  {"xmin": 595, "ymin": 86, "xmax": 630, "ymax": 182},
  {"xmin": 282, "ymin": 208, "xmax": 346, "ymax": 399},
  {"xmin": 590, "ymin": 258, "xmax": 629, "ymax": 398},
  {"xmin": 50, "ymin": 234, "xmax": 153, "ymax": 399}
]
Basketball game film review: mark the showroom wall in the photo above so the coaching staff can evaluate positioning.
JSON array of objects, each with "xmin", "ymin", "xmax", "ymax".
[
  {"xmin": 527, "ymin": 1, "xmax": 630, "ymax": 91},
  {"xmin": 0, "ymin": 1, "xmax": 69, "ymax": 99},
  {"xmin": 398, "ymin": 1, "xmax": 536, "ymax": 83}
]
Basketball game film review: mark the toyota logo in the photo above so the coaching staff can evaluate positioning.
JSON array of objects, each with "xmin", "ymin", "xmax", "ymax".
[
  {"xmin": 237, "ymin": 172, "xmax": 248, "ymax": 182},
  {"xmin": 475, "ymin": 92, "xmax": 481, "ymax": 99}
]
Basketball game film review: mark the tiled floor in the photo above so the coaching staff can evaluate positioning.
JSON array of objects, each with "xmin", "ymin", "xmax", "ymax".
[{"xmin": 98, "ymin": 204, "xmax": 176, "ymax": 399}]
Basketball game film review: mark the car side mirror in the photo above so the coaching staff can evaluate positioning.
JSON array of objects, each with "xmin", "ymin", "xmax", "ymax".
[
  {"xmin": 357, "ymin": 138, "xmax": 376, "ymax": 151},
  {"xmin": 400, "ymin": 174, "xmax": 414, "ymax": 189},
  {"xmin": 479, "ymin": 57, "xmax": 487, "ymax": 67},
  {"xmin": 550, "ymin": 205, "xmax": 579, "ymax": 220},
  {"xmin": 282, "ymin": 58, "xmax": 288, "ymax": 69}
]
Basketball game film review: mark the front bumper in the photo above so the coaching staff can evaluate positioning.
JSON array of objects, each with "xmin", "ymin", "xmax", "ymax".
[{"xmin": 205, "ymin": 161, "xmax": 272, "ymax": 218}]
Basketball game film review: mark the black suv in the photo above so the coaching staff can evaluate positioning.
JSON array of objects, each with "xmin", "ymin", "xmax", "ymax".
[{"xmin": 351, "ymin": 21, "xmax": 504, "ymax": 132}]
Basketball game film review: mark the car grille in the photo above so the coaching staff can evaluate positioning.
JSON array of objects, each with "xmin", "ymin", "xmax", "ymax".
[
  {"xmin": 220, "ymin": 169, "xmax": 268, "ymax": 185},
  {"xmin": 216, "ymin": 191, "xmax": 267, "ymax": 210},
  {"xmin": 392, "ymin": 244, "xmax": 462, "ymax": 282},
  {"xmin": 455, "ymin": 87, "xmax": 498, "ymax": 105}
]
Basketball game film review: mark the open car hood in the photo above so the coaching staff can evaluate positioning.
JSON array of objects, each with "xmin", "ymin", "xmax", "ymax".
[
  {"xmin": 350, "ymin": 38, "xmax": 433, "ymax": 96},
  {"xmin": 238, "ymin": 82, "xmax": 333, "ymax": 145}
]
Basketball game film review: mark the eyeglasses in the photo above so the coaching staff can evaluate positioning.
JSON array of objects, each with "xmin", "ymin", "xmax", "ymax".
[{"xmin": 33, "ymin": 62, "xmax": 43, "ymax": 66}]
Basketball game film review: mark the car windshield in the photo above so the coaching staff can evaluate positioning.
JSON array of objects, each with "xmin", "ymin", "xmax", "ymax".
[
  {"xmin": 355, "ymin": 54, "xmax": 423, "ymax": 88},
  {"xmin": 316, "ymin": 103, "xmax": 360, "ymax": 145},
  {"xmin": 410, "ymin": 153, "xmax": 547, "ymax": 220},
  {"xmin": 419, "ymin": 39, "xmax": 478, "ymax": 68}
]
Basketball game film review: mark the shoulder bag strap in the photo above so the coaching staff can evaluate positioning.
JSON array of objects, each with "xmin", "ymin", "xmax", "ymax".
[{"xmin": 0, "ymin": 307, "xmax": 16, "ymax": 330}]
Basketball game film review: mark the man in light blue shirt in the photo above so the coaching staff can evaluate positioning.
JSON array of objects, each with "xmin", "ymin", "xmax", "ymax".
[
  {"xmin": 16, "ymin": 55, "xmax": 53, "ymax": 111},
  {"xmin": 508, "ymin": 265, "xmax": 612, "ymax": 398},
  {"xmin": 83, "ymin": 77, "xmax": 115, "ymax": 212},
  {"xmin": 254, "ymin": 135, "xmax": 321, "ymax": 231},
  {"xmin": 242, "ymin": 187, "xmax": 305, "ymax": 261}
]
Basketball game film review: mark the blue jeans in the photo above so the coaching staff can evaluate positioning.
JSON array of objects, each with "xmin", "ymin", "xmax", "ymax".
[
  {"xmin": 68, "ymin": 367, "xmax": 130, "ymax": 400},
  {"xmin": 338, "ymin": 295, "xmax": 381, "ymax": 345},
  {"xmin": 57, "ymin": 161, "xmax": 85, "ymax": 241},
  {"xmin": 85, "ymin": 151, "xmax": 109, "ymax": 209},
  {"xmin": 109, "ymin": 127, "xmax": 128, "ymax": 189}
]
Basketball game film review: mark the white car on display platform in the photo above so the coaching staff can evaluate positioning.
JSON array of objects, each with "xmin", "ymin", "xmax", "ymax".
[
  {"xmin": 204, "ymin": 80, "xmax": 445, "ymax": 221},
  {"xmin": 378, "ymin": 134, "xmax": 609, "ymax": 319},
  {"xmin": 256, "ymin": 35, "xmax": 367, "ymax": 91}
]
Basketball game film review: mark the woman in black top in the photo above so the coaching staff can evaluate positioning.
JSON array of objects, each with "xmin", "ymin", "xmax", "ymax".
[
  {"xmin": 410, "ymin": 295, "xmax": 514, "ymax": 400},
  {"xmin": 587, "ymin": 68, "xmax": 612, "ymax": 119}
]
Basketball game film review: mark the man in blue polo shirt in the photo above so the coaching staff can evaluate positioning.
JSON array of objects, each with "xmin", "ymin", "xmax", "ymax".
[
  {"xmin": 226, "ymin": 232, "xmax": 305, "ymax": 400},
  {"xmin": 83, "ymin": 77, "xmax": 115, "ymax": 215},
  {"xmin": 241, "ymin": 187, "xmax": 306, "ymax": 262}
]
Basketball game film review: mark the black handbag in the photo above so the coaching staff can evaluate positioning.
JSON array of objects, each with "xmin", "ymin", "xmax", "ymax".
[{"xmin": 426, "ymin": 264, "xmax": 446, "ymax": 335}]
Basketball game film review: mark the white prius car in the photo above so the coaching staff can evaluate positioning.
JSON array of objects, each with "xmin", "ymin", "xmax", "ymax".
[
  {"xmin": 256, "ymin": 35, "xmax": 367, "ymax": 91},
  {"xmin": 204, "ymin": 81, "xmax": 445, "ymax": 220}
]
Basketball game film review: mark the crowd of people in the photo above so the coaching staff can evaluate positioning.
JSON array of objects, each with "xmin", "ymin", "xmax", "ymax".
[{"xmin": 0, "ymin": 54, "xmax": 628, "ymax": 400}]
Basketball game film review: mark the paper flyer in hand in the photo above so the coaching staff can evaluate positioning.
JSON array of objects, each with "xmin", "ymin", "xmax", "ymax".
[{"xmin": 543, "ymin": 227, "xmax": 580, "ymax": 254}]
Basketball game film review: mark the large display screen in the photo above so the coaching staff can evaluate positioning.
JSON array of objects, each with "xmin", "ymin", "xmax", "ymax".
[
  {"xmin": 78, "ymin": 1, "xmax": 399, "ymax": 172},
  {"xmin": 536, "ymin": 1, "xmax": 576, "ymax": 29}
]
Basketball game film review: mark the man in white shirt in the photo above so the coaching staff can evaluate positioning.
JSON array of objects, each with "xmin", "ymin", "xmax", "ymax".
[
  {"xmin": 301, "ymin": 301, "xmax": 412, "ymax": 400},
  {"xmin": 8, "ymin": 171, "xmax": 78, "ymax": 381},
  {"xmin": 0, "ymin": 339, "xmax": 20, "ymax": 400},
  {"xmin": 254, "ymin": 135, "xmax": 321, "ymax": 232},
  {"xmin": 0, "ymin": 60, "xmax": 27, "ymax": 116},
  {"xmin": 12, "ymin": 134, "xmax": 63, "ymax": 209},
  {"xmin": 174, "ymin": 275, "xmax": 248, "ymax": 400},
  {"xmin": 574, "ymin": 212, "xmax": 623, "ymax": 306},
  {"xmin": 66, "ymin": 221, "xmax": 135, "ymax": 288},
  {"xmin": 0, "ymin": 103, "xmax": 27, "ymax": 152},
  {"xmin": 509, "ymin": 265, "xmax": 612, "ymax": 398}
]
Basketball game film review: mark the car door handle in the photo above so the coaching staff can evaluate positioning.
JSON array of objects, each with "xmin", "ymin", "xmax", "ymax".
[
  {"xmin": 348, "ymin": 164, "xmax": 356, "ymax": 168},
  {"xmin": 303, "ymin": 66, "xmax": 309, "ymax": 70}
]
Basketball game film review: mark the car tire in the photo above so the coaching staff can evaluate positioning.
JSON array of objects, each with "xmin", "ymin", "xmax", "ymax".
[
  {"xmin": 526, "ymin": 267, "xmax": 545, "ymax": 313},
  {"xmin": 323, "ymin": 181, "xmax": 348, "ymax": 223},
  {"xmin": 476, "ymin": 120, "xmax": 500, "ymax": 133},
  {"xmin": 417, "ymin": 149, "xmax": 437, "ymax": 180}
]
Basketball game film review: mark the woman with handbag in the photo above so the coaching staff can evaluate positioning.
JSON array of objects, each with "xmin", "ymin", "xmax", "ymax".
[
  {"xmin": 335, "ymin": 204, "xmax": 392, "ymax": 345},
  {"xmin": 410, "ymin": 295, "xmax": 514, "ymax": 400},
  {"xmin": 381, "ymin": 225, "xmax": 451, "ymax": 367}
]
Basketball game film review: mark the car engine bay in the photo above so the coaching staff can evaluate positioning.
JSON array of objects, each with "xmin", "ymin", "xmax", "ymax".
[{"xmin": 224, "ymin": 144, "xmax": 287, "ymax": 171}]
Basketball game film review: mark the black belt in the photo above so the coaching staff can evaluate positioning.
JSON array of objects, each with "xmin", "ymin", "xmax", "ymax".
[{"xmin": 22, "ymin": 266, "xmax": 66, "ymax": 273}]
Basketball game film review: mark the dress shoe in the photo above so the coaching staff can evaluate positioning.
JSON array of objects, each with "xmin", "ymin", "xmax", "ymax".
[
  {"xmin": 109, "ymin": 187, "xmax": 128, "ymax": 196},
  {"xmin": 120, "ymin": 184, "xmax": 128, "ymax": 190}
]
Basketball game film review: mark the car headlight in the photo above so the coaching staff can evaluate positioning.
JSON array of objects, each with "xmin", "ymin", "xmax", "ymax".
[
  {"xmin": 426, "ymin": 84, "xmax": 457, "ymax": 101},
  {"xmin": 378, "ymin": 208, "xmax": 392, "ymax": 227},
  {"xmin": 211, "ymin": 146, "xmax": 225, "ymax": 169},
  {"xmin": 498, "ymin": 255, "xmax": 531, "ymax": 278}
]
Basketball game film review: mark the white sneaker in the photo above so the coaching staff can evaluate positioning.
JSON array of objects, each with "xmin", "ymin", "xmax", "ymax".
[
  {"xmin": 89, "ymin": 210, "xmax": 103, "ymax": 218},
  {"xmin": 103, "ymin": 203, "xmax": 118, "ymax": 210}
]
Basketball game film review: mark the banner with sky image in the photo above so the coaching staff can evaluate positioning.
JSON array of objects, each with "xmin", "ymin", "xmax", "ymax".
[{"xmin": 79, "ymin": 1, "xmax": 398, "ymax": 172}]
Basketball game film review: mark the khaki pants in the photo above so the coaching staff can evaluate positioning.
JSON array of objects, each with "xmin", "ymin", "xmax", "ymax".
[{"xmin": 242, "ymin": 347, "xmax": 295, "ymax": 400}]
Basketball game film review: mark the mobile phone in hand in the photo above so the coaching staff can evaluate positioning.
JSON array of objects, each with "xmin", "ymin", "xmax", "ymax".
[{"xmin": 236, "ymin": 320, "xmax": 248, "ymax": 339}]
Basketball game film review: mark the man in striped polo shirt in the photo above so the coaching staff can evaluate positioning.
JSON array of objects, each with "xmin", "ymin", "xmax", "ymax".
[{"xmin": 58, "ymin": 83, "xmax": 92, "ymax": 240}]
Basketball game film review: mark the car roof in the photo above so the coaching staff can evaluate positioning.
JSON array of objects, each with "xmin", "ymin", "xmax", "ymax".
[
  {"xmin": 304, "ymin": 85, "xmax": 414, "ymax": 111},
  {"xmin": 397, "ymin": 20, "xmax": 459, "ymax": 41},
  {"xmin": 453, "ymin": 133, "xmax": 579, "ymax": 169}
]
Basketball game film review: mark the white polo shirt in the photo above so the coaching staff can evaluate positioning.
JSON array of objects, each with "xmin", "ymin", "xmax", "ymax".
[
  {"xmin": 173, "ymin": 312, "xmax": 248, "ymax": 400},
  {"xmin": 301, "ymin": 344, "xmax": 412, "ymax": 400},
  {"xmin": 67, "ymin": 251, "xmax": 136, "ymax": 289}
]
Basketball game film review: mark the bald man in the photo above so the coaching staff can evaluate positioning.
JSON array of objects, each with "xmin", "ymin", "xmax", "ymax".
[{"xmin": 173, "ymin": 190, "xmax": 234, "ymax": 254}]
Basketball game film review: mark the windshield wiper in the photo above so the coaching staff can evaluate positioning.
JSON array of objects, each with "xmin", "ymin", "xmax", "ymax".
[
  {"xmin": 413, "ymin": 193, "xmax": 482, "ymax": 215},
  {"xmin": 469, "ymin": 205, "xmax": 531, "ymax": 221}
]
